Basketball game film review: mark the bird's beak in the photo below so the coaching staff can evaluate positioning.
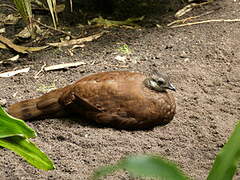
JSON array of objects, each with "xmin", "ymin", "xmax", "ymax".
[{"xmin": 168, "ymin": 83, "xmax": 176, "ymax": 91}]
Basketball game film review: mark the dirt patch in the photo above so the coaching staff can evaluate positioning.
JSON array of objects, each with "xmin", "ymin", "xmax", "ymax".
[{"xmin": 0, "ymin": 0, "xmax": 240, "ymax": 179}]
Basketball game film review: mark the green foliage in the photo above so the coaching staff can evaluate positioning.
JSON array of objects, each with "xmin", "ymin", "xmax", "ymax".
[
  {"xmin": 0, "ymin": 106, "xmax": 36, "ymax": 138},
  {"xmin": 207, "ymin": 121, "xmax": 240, "ymax": 180},
  {"xmin": 118, "ymin": 44, "xmax": 131, "ymax": 54},
  {"xmin": 93, "ymin": 121, "xmax": 240, "ymax": 180},
  {"xmin": 12, "ymin": 0, "xmax": 57, "ymax": 28},
  {"xmin": 0, "ymin": 106, "xmax": 54, "ymax": 170},
  {"xmin": 93, "ymin": 154, "xmax": 189, "ymax": 180},
  {"xmin": 0, "ymin": 136, "xmax": 54, "ymax": 170},
  {"xmin": 13, "ymin": 0, "xmax": 32, "ymax": 25}
]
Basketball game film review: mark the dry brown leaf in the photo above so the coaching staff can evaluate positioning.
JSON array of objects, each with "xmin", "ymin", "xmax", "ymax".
[
  {"xmin": 27, "ymin": 46, "xmax": 49, "ymax": 52},
  {"xmin": 48, "ymin": 31, "xmax": 106, "ymax": 47},
  {"xmin": 0, "ymin": 35, "xmax": 28, "ymax": 53},
  {"xmin": 0, "ymin": 42, "xmax": 7, "ymax": 49},
  {"xmin": 15, "ymin": 26, "xmax": 31, "ymax": 39},
  {"xmin": 0, "ymin": 35, "xmax": 49, "ymax": 53},
  {"xmin": 8, "ymin": 55, "xmax": 20, "ymax": 61},
  {"xmin": 89, "ymin": 16, "xmax": 143, "ymax": 28},
  {"xmin": 0, "ymin": 55, "xmax": 20, "ymax": 64}
]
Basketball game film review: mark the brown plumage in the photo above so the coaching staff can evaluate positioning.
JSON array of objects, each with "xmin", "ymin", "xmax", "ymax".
[{"xmin": 8, "ymin": 71, "xmax": 176, "ymax": 129}]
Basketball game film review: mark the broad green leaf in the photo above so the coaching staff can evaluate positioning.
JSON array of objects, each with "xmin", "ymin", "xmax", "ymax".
[
  {"xmin": 207, "ymin": 121, "xmax": 240, "ymax": 180},
  {"xmin": 120, "ymin": 155, "xmax": 188, "ymax": 180},
  {"xmin": 93, "ymin": 154, "xmax": 189, "ymax": 180},
  {"xmin": 0, "ymin": 106, "xmax": 36, "ymax": 138},
  {"xmin": 0, "ymin": 106, "xmax": 54, "ymax": 170},
  {"xmin": 92, "ymin": 165, "xmax": 119, "ymax": 180},
  {"xmin": 0, "ymin": 136, "xmax": 55, "ymax": 170}
]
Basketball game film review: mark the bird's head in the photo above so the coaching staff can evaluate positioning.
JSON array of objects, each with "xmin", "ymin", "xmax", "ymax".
[{"xmin": 143, "ymin": 73, "xmax": 176, "ymax": 92}]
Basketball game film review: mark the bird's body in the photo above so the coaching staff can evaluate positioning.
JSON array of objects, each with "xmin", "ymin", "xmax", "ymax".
[{"xmin": 8, "ymin": 71, "xmax": 176, "ymax": 129}]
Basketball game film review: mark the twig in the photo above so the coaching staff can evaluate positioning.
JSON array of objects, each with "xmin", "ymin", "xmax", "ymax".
[
  {"xmin": 0, "ymin": 67, "xmax": 30, "ymax": 78},
  {"xmin": 90, "ymin": 60, "xmax": 96, "ymax": 65},
  {"xmin": 44, "ymin": 61, "xmax": 86, "ymax": 71},
  {"xmin": 33, "ymin": 19, "xmax": 77, "ymax": 38},
  {"xmin": 175, "ymin": 0, "xmax": 215, "ymax": 18},
  {"xmin": 107, "ymin": 64, "xmax": 129, "ymax": 68},
  {"xmin": 170, "ymin": 18, "xmax": 240, "ymax": 28},
  {"xmin": 196, "ymin": 0, "xmax": 215, "ymax": 7},
  {"xmin": 34, "ymin": 62, "xmax": 46, "ymax": 78},
  {"xmin": 168, "ymin": 10, "xmax": 214, "ymax": 27}
]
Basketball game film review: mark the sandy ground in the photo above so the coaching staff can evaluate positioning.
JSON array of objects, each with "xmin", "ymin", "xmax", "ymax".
[{"xmin": 0, "ymin": 0, "xmax": 240, "ymax": 179}]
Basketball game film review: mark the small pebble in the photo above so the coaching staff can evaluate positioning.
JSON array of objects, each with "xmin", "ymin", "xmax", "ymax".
[
  {"xmin": 180, "ymin": 51, "xmax": 188, "ymax": 58},
  {"xmin": 0, "ymin": 99, "xmax": 7, "ymax": 107}
]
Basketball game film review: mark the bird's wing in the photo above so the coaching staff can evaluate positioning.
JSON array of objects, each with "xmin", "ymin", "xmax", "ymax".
[{"xmin": 59, "ymin": 86, "xmax": 101, "ymax": 113}]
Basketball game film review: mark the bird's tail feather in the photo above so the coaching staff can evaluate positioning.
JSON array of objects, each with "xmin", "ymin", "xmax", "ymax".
[{"xmin": 8, "ymin": 88, "xmax": 67, "ymax": 120}]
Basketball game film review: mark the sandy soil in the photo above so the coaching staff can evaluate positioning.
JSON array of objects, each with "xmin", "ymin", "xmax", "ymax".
[{"xmin": 0, "ymin": 0, "xmax": 240, "ymax": 179}]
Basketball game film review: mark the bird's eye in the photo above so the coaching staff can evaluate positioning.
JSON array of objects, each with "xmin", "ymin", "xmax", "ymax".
[{"xmin": 157, "ymin": 78, "xmax": 165, "ymax": 85}]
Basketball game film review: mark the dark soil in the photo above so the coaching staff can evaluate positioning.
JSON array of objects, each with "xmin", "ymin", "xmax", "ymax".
[{"xmin": 0, "ymin": 0, "xmax": 240, "ymax": 179}]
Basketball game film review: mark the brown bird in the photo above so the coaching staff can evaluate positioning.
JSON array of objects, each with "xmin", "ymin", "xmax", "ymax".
[{"xmin": 8, "ymin": 71, "xmax": 176, "ymax": 129}]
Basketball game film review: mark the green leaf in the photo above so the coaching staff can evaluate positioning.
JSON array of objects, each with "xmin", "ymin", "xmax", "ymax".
[
  {"xmin": 207, "ymin": 121, "xmax": 240, "ymax": 180},
  {"xmin": 93, "ymin": 154, "xmax": 189, "ymax": 180},
  {"xmin": 0, "ymin": 106, "xmax": 54, "ymax": 170},
  {"xmin": 0, "ymin": 106, "xmax": 36, "ymax": 138},
  {"xmin": 92, "ymin": 165, "xmax": 119, "ymax": 180},
  {"xmin": 0, "ymin": 136, "xmax": 55, "ymax": 170},
  {"xmin": 121, "ymin": 155, "xmax": 188, "ymax": 180},
  {"xmin": 13, "ymin": 0, "xmax": 32, "ymax": 24}
]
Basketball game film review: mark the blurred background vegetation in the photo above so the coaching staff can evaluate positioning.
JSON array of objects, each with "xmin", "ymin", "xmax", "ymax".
[{"xmin": 11, "ymin": 0, "xmax": 190, "ymax": 28}]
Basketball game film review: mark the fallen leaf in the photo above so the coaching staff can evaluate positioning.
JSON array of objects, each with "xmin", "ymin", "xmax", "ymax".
[
  {"xmin": 89, "ymin": 16, "xmax": 144, "ymax": 28},
  {"xmin": 8, "ymin": 55, "xmax": 20, "ymax": 61},
  {"xmin": 48, "ymin": 31, "xmax": 106, "ymax": 47},
  {"xmin": 27, "ymin": 46, "xmax": 49, "ymax": 52},
  {"xmin": 0, "ymin": 42, "xmax": 7, "ymax": 49},
  {"xmin": 16, "ymin": 27, "xmax": 31, "ymax": 39},
  {"xmin": 0, "ymin": 28, "xmax": 5, "ymax": 33},
  {"xmin": 0, "ymin": 35, "xmax": 49, "ymax": 53},
  {"xmin": 0, "ymin": 55, "xmax": 20, "ymax": 64},
  {"xmin": 0, "ymin": 35, "xmax": 27, "ymax": 53}
]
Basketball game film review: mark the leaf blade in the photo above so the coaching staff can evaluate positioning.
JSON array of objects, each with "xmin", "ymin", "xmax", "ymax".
[
  {"xmin": 121, "ymin": 155, "xmax": 188, "ymax": 180},
  {"xmin": 207, "ymin": 121, "xmax": 240, "ymax": 180},
  {"xmin": 13, "ymin": 0, "xmax": 32, "ymax": 24},
  {"xmin": 93, "ymin": 154, "xmax": 189, "ymax": 180},
  {"xmin": 0, "ymin": 136, "xmax": 55, "ymax": 170},
  {"xmin": 0, "ymin": 106, "xmax": 36, "ymax": 138}
]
